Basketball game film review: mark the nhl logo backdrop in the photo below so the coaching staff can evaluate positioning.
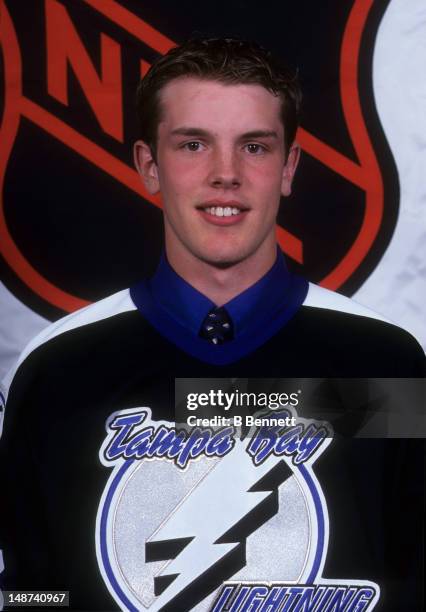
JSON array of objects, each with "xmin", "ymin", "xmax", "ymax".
[{"xmin": 0, "ymin": 0, "xmax": 425, "ymax": 374}]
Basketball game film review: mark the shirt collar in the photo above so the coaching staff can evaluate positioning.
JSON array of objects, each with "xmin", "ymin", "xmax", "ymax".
[
  {"xmin": 130, "ymin": 251, "xmax": 308, "ymax": 365},
  {"xmin": 148, "ymin": 250, "xmax": 291, "ymax": 337},
  {"xmin": 149, "ymin": 255, "xmax": 215, "ymax": 335}
]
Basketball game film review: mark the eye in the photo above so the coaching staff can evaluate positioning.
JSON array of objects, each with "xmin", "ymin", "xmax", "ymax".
[
  {"xmin": 182, "ymin": 141, "xmax": 205, "ymax": 152},
  {"xmin": 245, "ymin": 143, "xmax": 267, "ymax": 155}
]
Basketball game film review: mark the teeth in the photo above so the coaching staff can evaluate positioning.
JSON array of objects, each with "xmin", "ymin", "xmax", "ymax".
[{"xmin": 205, "ymin": 206, "xmax": 243, "ymax": 217}]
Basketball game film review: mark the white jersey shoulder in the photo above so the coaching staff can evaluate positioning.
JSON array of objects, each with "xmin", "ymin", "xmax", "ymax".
[
  {"xmin": 1, "ymin": 289, "xmax": 136, "ymax": 403},
  {"xmin": 303, "ymin": 283, "xmax": 393, "ymax": 325}
]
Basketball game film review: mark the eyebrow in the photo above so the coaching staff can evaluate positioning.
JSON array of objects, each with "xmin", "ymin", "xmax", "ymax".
[
  {"xmin": 239, "ymin": 130, "xmax": 279, "ymax": 140},
  {"xmin": 170, "ymin": 127, "xmax": 211, "ymax": 137},
  {"xmin": 170, "ymin": 127, "xmax": 279, "ymax": 140}
]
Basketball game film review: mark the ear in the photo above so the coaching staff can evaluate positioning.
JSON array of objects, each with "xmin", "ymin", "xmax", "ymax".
[
  {"xmin": 281, "ymin": 143, "xmax": 300, "ymax": 197},
  {"xmin": 134, "ymin": 140, "xmax": 160, "ymax": 195}
]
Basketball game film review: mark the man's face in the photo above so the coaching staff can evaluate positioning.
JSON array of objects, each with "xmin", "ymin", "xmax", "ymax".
[{"xmin": 135, "ymin": 77, "xmax": 299, "ymax": 270}]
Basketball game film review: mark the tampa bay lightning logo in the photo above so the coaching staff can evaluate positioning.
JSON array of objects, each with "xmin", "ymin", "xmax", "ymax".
[{"xmin": 96, "ymin": 408, "xmax": 380, "ymax": 611}]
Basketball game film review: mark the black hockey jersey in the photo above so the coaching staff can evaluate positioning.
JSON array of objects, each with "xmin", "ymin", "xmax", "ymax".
[{"xmin": 0, "ymin": 283, "xmax": 425, "ymax": 611}]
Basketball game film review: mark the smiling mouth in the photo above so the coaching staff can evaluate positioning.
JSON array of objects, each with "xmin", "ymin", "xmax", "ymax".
[
  {"xmin": 197, "ymin": 203, "xmax": 249, "ymax": 218},
  {"xmin": 204, "ymin": 206, "xmax": 241, "ymax": 217}
]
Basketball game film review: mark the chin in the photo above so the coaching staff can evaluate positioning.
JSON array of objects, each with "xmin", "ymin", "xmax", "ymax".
[{"xmin": 197, "ymin": 248, "xmax": 250, "ymax": 269}]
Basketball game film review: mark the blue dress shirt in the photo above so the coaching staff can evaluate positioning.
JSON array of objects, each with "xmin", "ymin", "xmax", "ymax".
[{"xmin": 130, "ymin": 251, "xmax": 308, "ymax": 365}]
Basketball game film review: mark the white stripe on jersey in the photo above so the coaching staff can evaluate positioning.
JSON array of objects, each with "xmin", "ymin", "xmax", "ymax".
[
  {"xmin": 1, "ymin": 289, "xmax": 137, "ymax": 403},
  {"xmin": 303, "ymin": 283, "xmax": 392, "ymax": 324}
]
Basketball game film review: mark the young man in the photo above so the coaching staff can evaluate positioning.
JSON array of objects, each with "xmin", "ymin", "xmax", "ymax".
[{"xmin": 0, "ymin": 39, "xmax": 424, "ymax": 611}]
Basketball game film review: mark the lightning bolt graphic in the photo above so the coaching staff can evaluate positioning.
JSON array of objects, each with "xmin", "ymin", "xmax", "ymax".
[{"xmin": 145, "ymin": 438, "xmax": 292, "ymax": 611}]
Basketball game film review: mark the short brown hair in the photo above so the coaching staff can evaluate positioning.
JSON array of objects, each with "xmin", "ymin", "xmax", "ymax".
[{"xmin": 136, "ymin": 37, "xmax": 301, "ymax": 159}]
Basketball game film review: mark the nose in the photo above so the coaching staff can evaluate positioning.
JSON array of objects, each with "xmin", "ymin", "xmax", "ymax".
[{"xmin": 209, "ymin": 149, "xmax": 241, "ymax": 189}]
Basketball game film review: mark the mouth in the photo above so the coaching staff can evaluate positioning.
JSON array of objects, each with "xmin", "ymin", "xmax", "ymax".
[
  {"xmin": 203, "ymin": 205, "xmax": 243, "ymax": 217},
  {"xmin": 196, "ymin": 202, "xmax": 249, "ymax": 225}
]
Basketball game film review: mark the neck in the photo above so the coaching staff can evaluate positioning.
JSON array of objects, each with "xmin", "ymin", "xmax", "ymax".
[{"xmin": 165, "ymin": 244, "xmax": 277, "ymax": 306}]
